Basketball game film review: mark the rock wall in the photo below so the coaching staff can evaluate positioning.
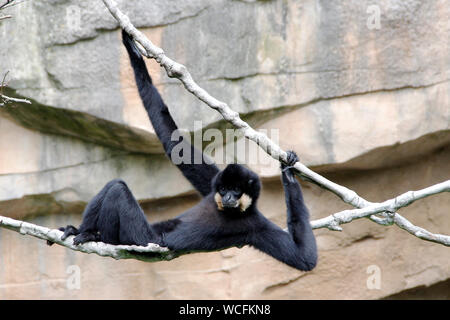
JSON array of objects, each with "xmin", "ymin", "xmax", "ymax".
[{"xmin": 0, "ymin": 0, "xmax": 449, "ymax": 299}]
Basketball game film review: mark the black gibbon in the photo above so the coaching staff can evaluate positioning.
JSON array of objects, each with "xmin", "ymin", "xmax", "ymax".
[{"xmin": 51, "ymin": 30, "xmax": 317, "ymax": 271}]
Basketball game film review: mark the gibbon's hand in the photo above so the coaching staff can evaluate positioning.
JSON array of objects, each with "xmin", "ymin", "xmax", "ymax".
[{"xmin": 281, "ymin": 150, "xmax": 299, "ymax": 183}]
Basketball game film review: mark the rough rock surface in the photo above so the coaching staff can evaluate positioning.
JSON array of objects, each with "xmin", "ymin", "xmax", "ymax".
[{"xmin": 0, "ymin": 0, "xmax": 449, "ymax": 299}]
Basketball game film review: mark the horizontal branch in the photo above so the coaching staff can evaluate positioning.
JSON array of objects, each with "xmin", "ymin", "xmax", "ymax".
[
  {"xmin": 1, "ymin": 180, "xmax": 448, "ymax": 262},
  {"xmin": 0, "ymin": 72, "xmax": 31, "ymax": 106},
  {"xmin": 311, "ymin": 180, "xmax": 450, "ymax": 246},
  {"xmin": 0, "ymin": 215, "xmax": 177, "ymax": 262},
  {"xmin": 1, "ymin": 94, "xmax": 32, "ymax": 105}
]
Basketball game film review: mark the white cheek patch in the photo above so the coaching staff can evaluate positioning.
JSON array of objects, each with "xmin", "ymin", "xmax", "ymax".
[
  {"xmin": 239, "ymin": 193, "xmax": 252, "ymax": 212},
  {"xmin": 215, "ymin": 192, "xmax": 224, "ymax": 211}
]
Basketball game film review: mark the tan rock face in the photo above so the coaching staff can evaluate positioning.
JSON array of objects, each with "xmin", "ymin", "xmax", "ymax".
[
  {"xmin": 0, "ymin": 147, "xmax": 449, "ymax": 299},
  {"xmin": 0, "ymin": 0, "xmax": 449, "ymax": 299}
]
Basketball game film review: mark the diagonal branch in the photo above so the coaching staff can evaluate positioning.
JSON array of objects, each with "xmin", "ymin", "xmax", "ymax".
[
  {"xmin": 0, "ymin": 0, "xmax": 12, "ymax": 10},
  {"xmin": 101, "ymin": 0, "xmax": 370, "ymax": 210},
  {"xmin": 0, "ymin": 0, "xmax": 25, "ymax": 10},
  {"xmin": 0, "ymin": 0, "xmax": 12, "ymax": 20},
  {"xmin": 0, "ymin": 1, "xmax": 28, "ymax": 21}
]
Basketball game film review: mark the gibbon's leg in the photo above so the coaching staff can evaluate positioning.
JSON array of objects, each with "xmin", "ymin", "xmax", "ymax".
[
  {"xmin": 95, "ymin": 180, "xmax": 157, "ymax": 246},
  {"xmin": 48, "ymin": 179, "xmax": 123, "ymax": 246},
  {"xmin": 58, "ymin": 179, "xmax": 122, "ymax": 241},
  {"xmin": 62, "ymin": 179, "xmax": 157, "ymax": 246}
]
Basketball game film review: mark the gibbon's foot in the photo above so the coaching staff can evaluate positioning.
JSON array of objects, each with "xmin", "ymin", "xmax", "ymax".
[
  {"xmin": 46, "ymin": 227, "xmax": 67, "ymax": 246},
  {"xmin": 73, "ymin": 231, "xmax": 100, "ymax": 246},
  {"xmin": 61, "ymin": 225, "xmax": 80, "ymax": 241}
]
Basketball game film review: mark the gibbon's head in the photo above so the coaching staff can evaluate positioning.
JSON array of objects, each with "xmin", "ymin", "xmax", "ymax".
[{"xmin": 212, "ymin": 164, "xmax": 261, "ymax": 213}]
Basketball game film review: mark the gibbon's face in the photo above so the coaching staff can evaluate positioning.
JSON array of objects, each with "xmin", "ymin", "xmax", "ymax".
[{"xmin": 213, "ymin": 164, "xmax": 261, "ymax": 213}]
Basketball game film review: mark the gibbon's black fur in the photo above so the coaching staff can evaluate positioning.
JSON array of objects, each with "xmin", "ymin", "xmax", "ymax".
[{"xmin": 51, "ymin": 30, "xmax": 317, "ymax": 271}]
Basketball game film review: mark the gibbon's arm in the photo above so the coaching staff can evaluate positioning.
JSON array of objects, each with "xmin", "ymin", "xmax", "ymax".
[
  {"xmin": 122, "ymin": 30, "xmax": 219, "ymax": 196},
  {"xmin": 251, "ymin": 152, "xmax": 317, "ymax": 271}
]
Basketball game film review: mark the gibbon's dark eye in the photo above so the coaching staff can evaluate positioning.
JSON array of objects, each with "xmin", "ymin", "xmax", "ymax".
[
  {"xmin": 219, "ymin": 186, "xmax": 226, "ymax": 193},
  {"xmin": 233, "ymin": 186, "xmax": 240, "ymax": 193}
]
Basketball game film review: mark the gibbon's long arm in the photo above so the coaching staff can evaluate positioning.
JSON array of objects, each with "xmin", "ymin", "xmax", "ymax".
[
  {"xmin": 122, "ymin": 30, "xmax": 219, "ymax": 196},
  {"xmin": 251, "ymin": 152, "xmax": 317, "ymax": 271}
]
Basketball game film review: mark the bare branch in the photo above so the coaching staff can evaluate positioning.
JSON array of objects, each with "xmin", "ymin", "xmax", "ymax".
[
  {"xmin": 0, "ymin": 0, "xmax": 27, "ymax": 20},
  {"xmin": 0, "ymin": 180, "xmax": 448, "ymax": 262},
  {"xmin": 0, "ymin": 0, "xmax": 12, "ymax": 21},
  {"xmin": 0, "ymin": 0, "xmax": 12, "ymax": 10},
  {"xmin": 0, "ymin": 94, "xmax": 31, "ymax": 105},
  {"xmin": 0, "ymin": 72, "xmax": 31, "ymax": 106},
  {"xmin": 393, "ymin": 213, "xmax": 450, "ymax": 246},
  {"xmin": 0, "ymin": 215, "xmax": 176, "ymax": 262},
  {"xmin": 0, "ymin": 0, "xmax": 22, "ymax": 10},
  {"xmin": 1, "ymin": 70, "xmax": 9, "ymax": 87},
  {"xmin": 311, "ymin": 180, "xmax": 450, "ymax": 246}
]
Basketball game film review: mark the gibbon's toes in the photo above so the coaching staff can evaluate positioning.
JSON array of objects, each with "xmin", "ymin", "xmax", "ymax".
[
  {"xmin": 61, "ymin": 225, "xmax": 79, "ymax": 241},
  {"xmin": 47, "ymin": 227, "xmax": 68, "ymax": 246},
  {"xmin": 73, "ymin": 231, "xmax": 100, "ymax": 245},
  {"xmin": 73, "ymin": 234, "xmax": 85, "ymax": 246}
]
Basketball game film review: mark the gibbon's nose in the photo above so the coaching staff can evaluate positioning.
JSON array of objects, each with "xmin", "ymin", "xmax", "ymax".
[{"xmin": 222, "ymin": 193, "xmax": 238, "ymax": 208}]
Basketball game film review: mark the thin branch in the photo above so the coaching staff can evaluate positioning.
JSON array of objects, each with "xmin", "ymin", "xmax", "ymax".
[
  {"xmin": 393, "ymin": 213, "xmax": 450, "ymax": 246},
  {"xmin": 0, "ymin": 0, "xmax": 24, "ymax": 10},
  {"xmin": 0, "ymin": 0, "xmax": 11, "ymax": 10},
  {"xmin": 311, "ymin": 180, "xmax": 450, "ymax": 246},
  {"xmin": 0, "ymin": 94, "xmax": 31, "ymax": 105},
  {"xmin": 0, "ymin": 0, "xmax": 27, "ymax": 20},
  {"xmin": 0, "ymin": 215, "xmax": 176, "ymax": 262},
  {"xmin": 1, "ymin": 70, "xmax": 9, "ymax": 88},
  {"xmin": 0, "ymin": 0, "xmax": 14, "ymax": 10},
  {"xmin": 5, "ymin": 0, "xmax": 25, "ymax": 9},
  {"xmin": 0, "ymin": 71, "xmax": 32, "ymax": 106},
  {"xmin": 0, "ymin": 0, "xmax": 12, "ymax": 21}
]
